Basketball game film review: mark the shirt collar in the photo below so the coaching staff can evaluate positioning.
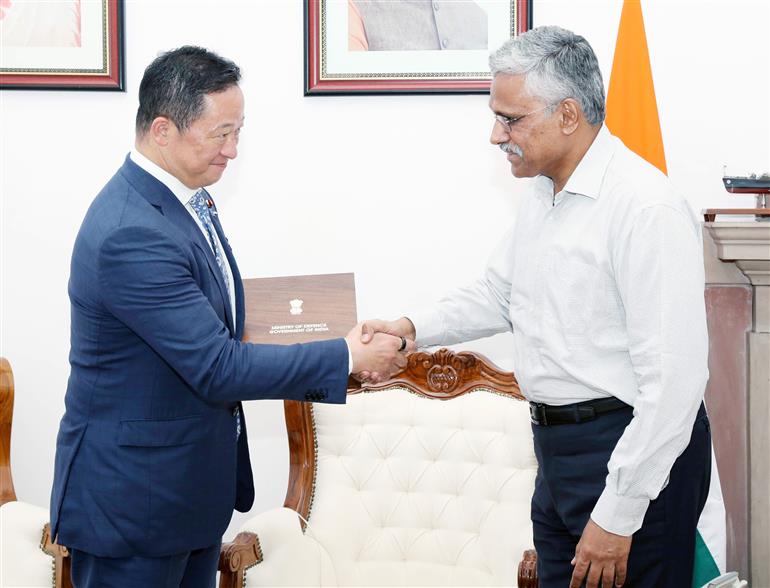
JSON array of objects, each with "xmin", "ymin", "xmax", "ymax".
[
  {"xmin": 129, "ymin": 149, "xmax": 199, "ymax": 207},
  {"xmin": 562, "ymin": 124, "xmax": 615, "ymax": 200},
  {"xmin": 532, "ymin": 124, "xmax": 615, "ymax": 206}
]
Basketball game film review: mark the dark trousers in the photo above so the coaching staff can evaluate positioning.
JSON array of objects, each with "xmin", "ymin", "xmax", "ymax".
[
  {"xmin": 531, "ymin": 403, "xmax": 711, "ymax": 588},
  {"xmin": 70, "ymin": 542, "xmax": 221, "ymax": 588}
]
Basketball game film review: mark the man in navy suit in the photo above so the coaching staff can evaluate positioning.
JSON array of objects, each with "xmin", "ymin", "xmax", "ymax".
[{"xmin": 50, "ymin": 46, "xmax": 410, "ymax": 587}]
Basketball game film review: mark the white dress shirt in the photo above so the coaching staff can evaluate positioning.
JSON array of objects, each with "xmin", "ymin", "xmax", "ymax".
[
  {"xmin": 129, "ymin": 150, "xmax": 237, "ymax": 324},
  {"xmin": 408, "ymin": 126, "xmax": 709, "ymax": 535}
]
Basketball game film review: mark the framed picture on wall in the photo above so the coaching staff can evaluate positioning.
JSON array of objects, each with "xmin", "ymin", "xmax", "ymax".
[
  {"xmin": 0, "ymin": 0, "xmax": 125, "ymax": 91},
  {"xmin": 305, "ymin": 0, "xmax": 532, "ymax": 95}
]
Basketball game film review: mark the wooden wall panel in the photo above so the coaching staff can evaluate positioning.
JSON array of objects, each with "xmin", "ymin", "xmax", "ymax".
[{"xmin": 704, "ymin": 285, "xmax": 752, "ymax": 579}]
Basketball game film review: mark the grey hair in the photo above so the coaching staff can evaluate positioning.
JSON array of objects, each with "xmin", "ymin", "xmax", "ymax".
[{"xmin": 489, "ymin": 26, "xmax": 605, "ymax": 125}]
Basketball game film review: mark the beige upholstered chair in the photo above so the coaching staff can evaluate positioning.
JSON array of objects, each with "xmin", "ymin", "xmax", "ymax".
[
  {"xmin": 0, "ymin": 357, "xmax": 73, "ymax": 588},
  {"xmin": 219, "ymin": 349, "xmax": 540, "ymax": 587}
]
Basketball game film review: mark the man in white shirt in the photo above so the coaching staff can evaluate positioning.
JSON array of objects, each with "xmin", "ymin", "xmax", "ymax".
[
  {"xmin": 359, "ymin": 26, "xmax": 711, "ymax": 588},
  {"xmin": 50, "ymin": 46, "xmax": 411, "ymax": 587}
]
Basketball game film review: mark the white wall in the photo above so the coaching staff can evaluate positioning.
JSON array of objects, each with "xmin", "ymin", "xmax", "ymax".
[{"xmin": 1, "ymin": 0, "xmax": 768, "ymax": 541}]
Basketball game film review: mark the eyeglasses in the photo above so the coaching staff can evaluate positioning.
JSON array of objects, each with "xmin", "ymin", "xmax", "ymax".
[{"xmin": 494, "ymin": 103, "xmax": 555, "ymax": 132}]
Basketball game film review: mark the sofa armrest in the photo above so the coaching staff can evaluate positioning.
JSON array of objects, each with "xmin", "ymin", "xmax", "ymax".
[
  {"xmin": 219, "ymin": 507, "xmax": 336, "ymax": 587},
  {"xmin": 517, "ymin": 549, "xmax": 538, "ymax": 588},
  {"xmin": 218, "ymin": 531, "xmax": 263, "ymax": 588}
]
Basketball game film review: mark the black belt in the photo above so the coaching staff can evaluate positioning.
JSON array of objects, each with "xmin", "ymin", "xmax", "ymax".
[{"xmin": 529, "ymin": 397, "xmax": 630, "ymax": 426}]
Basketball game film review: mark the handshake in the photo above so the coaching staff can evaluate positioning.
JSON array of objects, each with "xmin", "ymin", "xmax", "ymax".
[{"xmin": 344, "ymin": 317, "xmax": 417, "ymax": 383}]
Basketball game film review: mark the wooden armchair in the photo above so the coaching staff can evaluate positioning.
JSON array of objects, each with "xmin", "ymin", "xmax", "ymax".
[
  {"xmin": 219, "ymin": 349, "xmax": 540, "ymax": 587},
  {"xmin": 0, "ymin": 357, "xmax": 73, "ymax": 588}
]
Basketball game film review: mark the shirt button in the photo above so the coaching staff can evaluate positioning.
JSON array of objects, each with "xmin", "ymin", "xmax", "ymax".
[
  {"xmin": 433, "ymin": 1, "xmax": 439, "ymax": 11},
  {"xmin": 441, "ymin": 39, "xmax": 448, "ymax": 48}
]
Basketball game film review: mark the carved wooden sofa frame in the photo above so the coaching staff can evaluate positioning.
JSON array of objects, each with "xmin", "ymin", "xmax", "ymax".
[{"xmin": 218, "ymin": 349, "xmax": 539, "ymax": 587}]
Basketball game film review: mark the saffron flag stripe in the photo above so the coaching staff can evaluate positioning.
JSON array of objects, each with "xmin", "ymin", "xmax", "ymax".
[{"xmin": 606, "ymin": 0, "xmax": 666, "ymax": 173}]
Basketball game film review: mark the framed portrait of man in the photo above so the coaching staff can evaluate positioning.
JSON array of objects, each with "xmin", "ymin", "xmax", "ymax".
[
  {"xmin": 0, "ymin": 0, "xmax": 124, "ymax": 90},
  {"xmin": 305, "ymin": 0, "xmax": 532, "ymax": 95}
]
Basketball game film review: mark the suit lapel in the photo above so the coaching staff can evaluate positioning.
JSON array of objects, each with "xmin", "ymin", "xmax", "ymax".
[
  {"xmin": 119, "ymin": 156, "xmax": 236, "ymax": 334},
  {"xmin": 205, "ymin": 191, "xmax": 244, "ymax": 339}
]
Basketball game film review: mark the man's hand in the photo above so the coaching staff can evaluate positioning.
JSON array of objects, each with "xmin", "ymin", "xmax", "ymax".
[
  {"xmin": 570, "ymin": 518, "xmax": 632, "ymax": 588},
  {"xmin": 345, "ymin": 322, "xmax": 415, "ymax": 383},
  {"xmin": 355, "ymin": 318, "xmax": 416, "ymax": 382},
  {"xmin": 359, "ymin": 317, "xmax": 416, "ymax": 344}
]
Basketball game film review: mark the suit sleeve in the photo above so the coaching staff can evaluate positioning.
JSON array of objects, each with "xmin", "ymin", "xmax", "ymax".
[{"xmin": 98, "ymin": 225, "xmax": 349, "ymax": 404}]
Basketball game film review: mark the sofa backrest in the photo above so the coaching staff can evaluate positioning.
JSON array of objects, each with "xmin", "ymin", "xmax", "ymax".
[{"xmin": 284, "ymin": 349, "xmax": 537, "ymax": 586}]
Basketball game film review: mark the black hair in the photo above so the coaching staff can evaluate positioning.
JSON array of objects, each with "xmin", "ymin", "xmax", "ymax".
[{"xmin": 135, "ymin": 46, "xmax": 241, "ymax": 135}]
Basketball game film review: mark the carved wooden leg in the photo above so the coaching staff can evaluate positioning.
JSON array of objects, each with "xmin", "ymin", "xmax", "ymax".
[
  {"xmin": 517, "ymin": 548, "xmax": 538, "ymax": 588},
  {"xmin": 218, "ymin": 532, "xmax": 263, "ymax": 588}
]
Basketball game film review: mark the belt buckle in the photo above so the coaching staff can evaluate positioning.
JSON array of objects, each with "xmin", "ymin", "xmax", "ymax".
[{"xmin": 530, "ymin": 403, "xmax": 547, "ymax": 426}]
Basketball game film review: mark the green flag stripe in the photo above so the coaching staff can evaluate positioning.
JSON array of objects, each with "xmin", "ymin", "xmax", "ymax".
[{"xmin": 692, "ymin": 529, "xmax": 721, "ymax": 587}]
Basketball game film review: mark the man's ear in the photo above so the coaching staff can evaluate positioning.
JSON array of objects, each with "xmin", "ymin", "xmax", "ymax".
[
  {"xmin": 149, "ymin": 117, "xmax": 173, "ymax": 147},
  {"xmin": 559, "ymin": 99, "xmax": 581, "ymax": 135}
]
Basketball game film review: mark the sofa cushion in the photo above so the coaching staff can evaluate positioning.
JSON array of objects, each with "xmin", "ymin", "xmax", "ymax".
[{"xmin": 0, "ymin": 501, "xmax": 55, "ymax": 587}]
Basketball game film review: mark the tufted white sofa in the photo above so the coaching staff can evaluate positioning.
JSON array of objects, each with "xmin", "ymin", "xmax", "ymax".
[{"xmin": 220, "ymin": 349, "xmax": 539, "ymax": 587}]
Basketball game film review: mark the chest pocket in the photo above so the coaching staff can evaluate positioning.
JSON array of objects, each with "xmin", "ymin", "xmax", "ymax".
[{"xmin": 542, "ymin": 252, "xmax": 605, "ymax": 337}]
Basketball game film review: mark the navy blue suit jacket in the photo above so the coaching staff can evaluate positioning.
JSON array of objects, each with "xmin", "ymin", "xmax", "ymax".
[{"xmin": 50, "ymin": 156, "xmax": 349, "ymax": 557}]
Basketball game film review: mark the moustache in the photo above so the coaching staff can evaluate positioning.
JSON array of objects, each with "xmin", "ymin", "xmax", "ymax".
[{"xmin": 499, "ymin": 143, "xmax": 523, "ymax": 157}]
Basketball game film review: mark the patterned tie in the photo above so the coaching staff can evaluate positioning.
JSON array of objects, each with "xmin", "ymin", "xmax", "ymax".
[
  {"xmin": 189, "ymin": 190, "xmax": 232, "ymax": 303},
  {"xmin": 189, "ymin": 189, "xmax": 241, "ymax": 439}
]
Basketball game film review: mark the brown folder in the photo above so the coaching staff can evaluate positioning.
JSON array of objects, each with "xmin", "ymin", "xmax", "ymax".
[{"xmin": 242, "ymin": 273, "xmax": 357, "ymax": 344}]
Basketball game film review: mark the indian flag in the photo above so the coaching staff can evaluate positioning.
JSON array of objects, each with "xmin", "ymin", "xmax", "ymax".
[
  {"xmin": 692, "ymin": 451, "xmax": 727, "ymax": 585},
  {"xmin": 605, "ymin": 2, "xmax": 727, "ymax": 585}
]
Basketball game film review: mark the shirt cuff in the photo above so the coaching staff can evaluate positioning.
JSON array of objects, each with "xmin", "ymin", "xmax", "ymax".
[
  {"xmin": 405, "ymin": 308, "xmax": 446, "ymax": 346},
  {"xmin": 590, "ymin": 487, "xmax": 650, "ymax": 536},
  {"xmin": 346, "ymin": 341, "xmax": 353, "ymax": 375}
]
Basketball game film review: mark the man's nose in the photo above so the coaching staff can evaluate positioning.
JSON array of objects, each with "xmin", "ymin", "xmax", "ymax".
[
  {"xmin": 490, "ymin": 119, "xmax": 509, "ymax": 146},
  {"xmin": 221, "ymin": 136, "xmax": 238, "ymax": 159}
]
